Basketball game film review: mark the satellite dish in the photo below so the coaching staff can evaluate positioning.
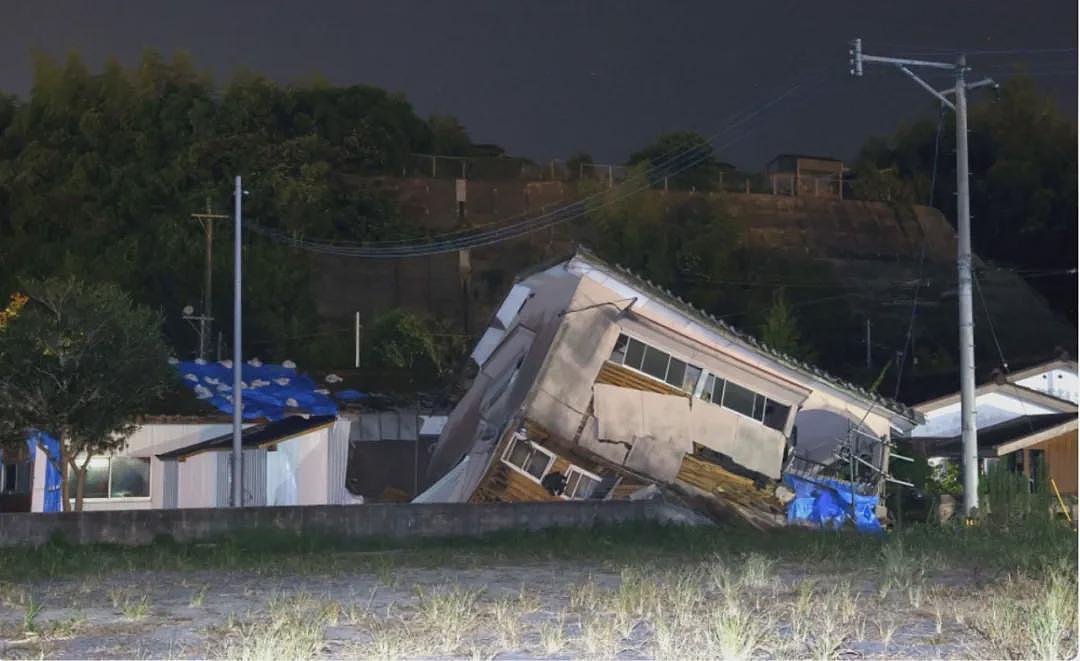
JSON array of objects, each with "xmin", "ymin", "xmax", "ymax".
[{"xmin": 182, "ymin": 305, "xmax": 195, "ymax": 316}]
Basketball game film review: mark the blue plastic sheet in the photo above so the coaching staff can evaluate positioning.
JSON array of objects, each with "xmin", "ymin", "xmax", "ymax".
[
  {"xmin": 783, "ymin": 473, "xmax": 882, "ymax": 533},
  {"xmin": 26, "ymin": 432, "xmax": 62, "ymax": 513},
  {"xmin": 334, "ymin": 389, "xmax": 367, "ymax": 402},
  {"xmin": 175, "ymin": 360, "xmax": 339, "ymax": 421}
]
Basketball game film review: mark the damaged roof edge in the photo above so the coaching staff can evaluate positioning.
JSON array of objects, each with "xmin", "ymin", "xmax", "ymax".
[{"xmin": 567, "ymin": 246, "xmax": 923, "ymax": 425}]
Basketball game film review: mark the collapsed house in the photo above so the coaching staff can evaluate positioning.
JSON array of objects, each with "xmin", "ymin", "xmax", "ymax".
[{"xmin": 417, "ymin": 249, "xmax": 920, "ymax": 527}]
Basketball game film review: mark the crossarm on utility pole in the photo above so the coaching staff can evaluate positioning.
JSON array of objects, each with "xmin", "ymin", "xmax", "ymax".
[
  {"xmin": 859, "ymin": 53, "xmax": 956, "ymax": 70},
  {"xmin": 940, "ymin": 77, "xmax": 998, "ymax": 96},
  {"xmin": 896, "ymin": 65, "xmax": 956, "ymax": 110}
]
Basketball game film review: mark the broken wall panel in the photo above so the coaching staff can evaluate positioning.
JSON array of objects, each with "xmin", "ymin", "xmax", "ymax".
[
  {"xmin": 688, "ymin": 401, "xmax": 786, "ymax": 479},
  {"xmin": 593, "ymin": 384, "xmax": 693, "ymax": 483}
]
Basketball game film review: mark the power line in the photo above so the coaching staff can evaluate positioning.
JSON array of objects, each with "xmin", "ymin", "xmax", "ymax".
[
  {"xmin": 894, "ymin": 103, "xmax": 946, "ymax": 399},
  {"xmin": 247, "ymin": 78, "xmax": 830, "ymax": 258},
  {"xmin": 245, "ymin": 69, "xmax": 836, "ymax": 258}
]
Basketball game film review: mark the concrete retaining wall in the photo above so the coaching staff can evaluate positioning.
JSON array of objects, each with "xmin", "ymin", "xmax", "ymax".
[{"xmin": 0, "ymin": 500, "xmax": 700, "ymax": 548}]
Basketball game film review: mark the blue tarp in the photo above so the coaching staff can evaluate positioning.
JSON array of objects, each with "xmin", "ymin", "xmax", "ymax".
[
  {"xmin": 175, "ymin": 359, "xmax": 339, "ymax": 421},
  {"xmin": 783, "ymin": 473, "xmax": 882, "ymax": 533},
  {"xmin": 26, "ymin": 432, "xmax": 62, "ymax": 513}
]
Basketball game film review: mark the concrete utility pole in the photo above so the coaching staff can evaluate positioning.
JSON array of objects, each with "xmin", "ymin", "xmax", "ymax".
[
  {"xmin": 232, "ymin": 176, "xmax": 244, "ymax": 508},
  {"xmin": 191, "ymin": 201, "xmax": 229, "ymax": 360},
  {"xmin": 850, "ymin": 38, "xmax": 996, "ymax": 517}
]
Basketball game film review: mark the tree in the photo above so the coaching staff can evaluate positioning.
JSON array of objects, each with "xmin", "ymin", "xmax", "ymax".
[
  {"xmin": 0, "ymin": 51, "xmax": 430, "ymax": 366},
  {"xmin": 760, "ymin": 289, "xmax": 816, "ymax": 362},
  {"xmin": 566, "ymin": 151, "xmax": 594, "ymax": 181},
  {"xmin": 0, "ymin": 278, "xmax": 174, "ymax": 511},
  {"xmin": 426, "ymin": 114, "xmax": 471, "ymax": 156},
  {"xmin": 627, "ymin": 130, "xmax": 722, "ymax": 191},
  {"xmin": 852, "ymin": 74, "xmax": 1078, "ymax": 320},
  {"xmin": 363, "ymin": 309, "xmax": 445, "ymax": 374}
]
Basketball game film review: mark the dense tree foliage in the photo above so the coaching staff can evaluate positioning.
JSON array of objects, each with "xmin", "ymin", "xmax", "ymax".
[
  {"xmin": 0, "ymin": 51, "xmax": 444, "ymax": 364},
  {"xmin": 852, "ymin": 75, "xmax": 1078, "ymax": 320},
  {"xmin": 0, "ymin": 277, "xmax": 173, "ymax": 511},
  {"xmin": 627, "ymin": 131, "xmax": 723, "ymax": 191},
  {"xmin": 577, "ymin": 170, "xmax": 856, "ymax": 369}
]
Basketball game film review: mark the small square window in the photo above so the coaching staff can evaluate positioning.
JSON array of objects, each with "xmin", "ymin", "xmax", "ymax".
[
  {"xmin": 666, "ymin": 357, "xmax": 687, "ymax": 388},
  {"xmin": 507, "ymin": 439, "xmax": 531, "ymax": 468},
  {"xmin": 722, "ymin": 381, "xmax": 757, "ymax": 418},
  {"xmin": 625, "ymin": 338, "xmax": 646, "ymax": 370},
  {"xmin": 525, "ymin": 451, "xmax": 550, "ymax": 479},
  {"xmin": 609, "ymin": 334, "xmax": 629, "ymax": 364},
  {"xmin": 641, "ymin": 346, "xmax": 670, "ymax": 381},
  {"xmin": 701, "ymin": 375, "xmax": 717, "ymax": 402},
  {"xmin": 109, "ymin": 457, "xmax": 150, "ymax": 498},
  {"xmin": 683, "ymin": 364, "xmax": 703, "ymax": 393}
]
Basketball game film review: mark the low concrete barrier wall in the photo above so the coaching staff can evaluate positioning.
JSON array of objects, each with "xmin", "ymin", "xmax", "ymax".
[{"xmin": 0, "ymin": 500, "xmax": 700, "ymax": 547}]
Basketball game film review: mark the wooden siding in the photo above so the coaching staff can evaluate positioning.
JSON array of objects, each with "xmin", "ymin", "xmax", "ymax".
[
  {"xmin": 469, "ymin": 417, "xmax": 648, "ymax": 503},
  {"xmin": 469, "ymin": 429, "xmax": 569, "ymax": 504},
  {"xmin": 675, "ymin": 453, "xmax": 780, "ymax": 510},
  {"xmin": 1036, "ymin": 430, "xmax": 1078, "ymax": 495},
  {"xmin": 596, "ymin": 362, "xmax": 685, "ymax": 397},
  {"xmin": 609, "ymin": 480, "xmax": 648, "ymax": 500}
]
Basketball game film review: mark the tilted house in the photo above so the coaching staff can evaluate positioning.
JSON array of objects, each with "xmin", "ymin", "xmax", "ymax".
[{"xmin": 418, "ymin": 249, "xmax": 919, "ymax": 523}]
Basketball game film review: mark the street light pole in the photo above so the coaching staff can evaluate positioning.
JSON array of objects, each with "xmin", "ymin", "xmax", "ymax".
[
  {"xmin": 850, "ymin": 39, "xmax": 996, "ymax": 518},
  {"xmin": 232, "ymin": 176, "xmax": 244, "ymax": 508}
]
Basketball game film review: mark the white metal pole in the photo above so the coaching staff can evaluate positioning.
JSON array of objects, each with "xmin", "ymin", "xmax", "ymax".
[
  {"xmin": 850, "ymin": 39, "xmax": 987, "ymax": 518},
  {"xmin": 355, "ymin": 311, "xmax": 360, "ymax": 368},
  {"xmin": 954, "ymin": 57, "xmax": 979, "ymax": 517},
  {"xmin": 232, "ymin": 176, "xmax": 243, "ymax": 508}
]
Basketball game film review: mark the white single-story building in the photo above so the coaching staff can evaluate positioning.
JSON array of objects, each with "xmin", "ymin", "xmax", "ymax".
[{"xmin": 29, "ymin": 414, "xmax": 361, "ymax": 511}]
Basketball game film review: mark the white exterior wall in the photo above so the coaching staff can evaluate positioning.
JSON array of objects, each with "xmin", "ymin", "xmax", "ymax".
[
  {"xmin": 177, "ymin": 452, "xmax": 221, "ymax": 508},
  {"xmin": 273, "ymin": 428, "xmax": 330, "ymax": 506},
  {"xmin": 30, "ymin": 422, "xmax": 234, "ymax": 512},
  {"xmin": 1015, "ymin": 368, "xmax": 1079, "ymax": 405}
]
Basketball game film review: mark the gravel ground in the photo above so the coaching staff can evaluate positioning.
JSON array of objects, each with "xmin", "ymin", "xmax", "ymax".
[{"xmin": 2, "ymin": 551, "xmax": 1064, "ymax": 659}]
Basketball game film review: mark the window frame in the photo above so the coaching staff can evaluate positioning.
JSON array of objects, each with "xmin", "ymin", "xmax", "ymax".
[
  {"xmin": 560, "ymin": 465, "xmax": 603, "ymax": 500},
  {"xmin": 67, "ymin": 455, "xmax": 152, "ymax": 503},
  {"xmin": 697, "ymin": 372, "xmax": 792, "ymax": 433},
  {"xmin": 500, "ymin": 434, "xmax": 556, "ymax": 484},
  {"xmin": 606, "ymin": 332, "xmax": 703, "ymax": 395}
]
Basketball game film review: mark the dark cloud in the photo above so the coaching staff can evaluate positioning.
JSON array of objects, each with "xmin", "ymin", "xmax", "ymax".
[{"xmin": 0, "ymin": 0, "xmax": 1074, "ymax": 167}]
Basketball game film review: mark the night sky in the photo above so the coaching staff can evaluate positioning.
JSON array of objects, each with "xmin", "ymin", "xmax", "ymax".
[{"xmin": 1, "ymin": 1, "xmax": 1075, "ymax": 169}]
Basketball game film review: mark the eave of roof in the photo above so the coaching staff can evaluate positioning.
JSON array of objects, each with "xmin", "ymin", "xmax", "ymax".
[
  {"xmin": 912, "ymin": 412, "xmax": 1077, "ymax": 456},
  {"xmin": 156, "ymin": 415, "xmax": 336, "ymax": 461},
  {"xmin": 1004, "ymin": 358, "xmax": 1078, "ymax": 383},
  {"xmin": 916, "ymin": 380, "xmax": 1078, "ymax": 414},
  {"xmin": 569, "ymin": 247, "xmax": 921, "ymax": 423}
]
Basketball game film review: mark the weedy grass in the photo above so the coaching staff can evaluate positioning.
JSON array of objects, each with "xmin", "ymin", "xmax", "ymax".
[
  {"xmin": 119, "ymin": 593, "xmax": 151, "ymax": 621},
  {"xmin": 213, "ymin": 592, "xmax": 329, "ymax": 661},
  {"xmin": 21, "ymin": 593, "xmax": 42, "ymax": 633},
  {"xmin": 413, "ymin": 584, "xmax": 483, "ymax": 654},
  {"xmin": 2, "ymin": 517, "xmax": 1074, "ymax": 581}
]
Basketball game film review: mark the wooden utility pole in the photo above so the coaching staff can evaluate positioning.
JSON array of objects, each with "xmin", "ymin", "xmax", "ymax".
[{"xmin": 191, "ymin": 200, "xmax": 229, "ymax": 360}]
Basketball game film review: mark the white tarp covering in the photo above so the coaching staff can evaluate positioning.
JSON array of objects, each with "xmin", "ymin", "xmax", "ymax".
[
  {"xmin": 419, "ymin": 415, "xmax": 449, "ymax": 437},
  {"xmin": 470, "ymin": 327, "xmax": 506, "ymax": 367},
  {"xmin": 412, "ymin": 456, "xmax": 483, "ymax": 503},
  {"xmin": 493, "ymin": 284, "xmax": 532, "ymax": 329}
]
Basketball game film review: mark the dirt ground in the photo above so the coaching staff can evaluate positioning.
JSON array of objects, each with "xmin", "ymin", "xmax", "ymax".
[{"xmin": 1, "ymin": 549, "xmax": 1071, "ymax": 660}]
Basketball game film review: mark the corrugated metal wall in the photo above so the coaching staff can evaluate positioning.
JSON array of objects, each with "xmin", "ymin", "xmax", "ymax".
[{"xmin": 216, "ymin": 450, "xmax": 268, "ymax": 506}]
